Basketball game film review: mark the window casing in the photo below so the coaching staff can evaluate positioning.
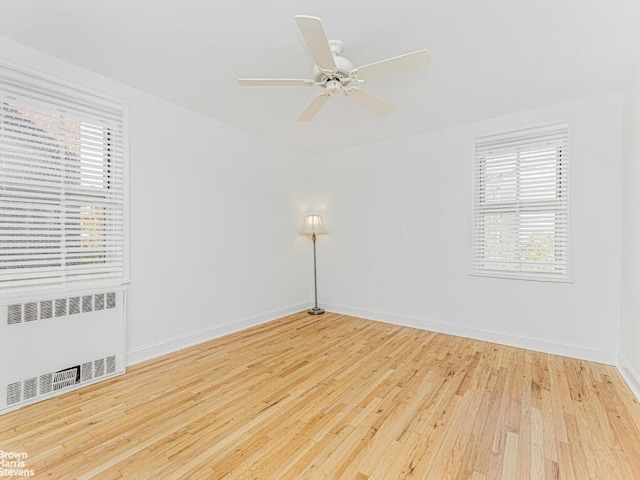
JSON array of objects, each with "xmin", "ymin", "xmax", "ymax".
[
  {"xmin": 0, "ymin": 62, "xmax": 127, "ymax": 290},
  {"xmin": 472, "ymin": 123, "xmax": 570, "ymax": 281}
]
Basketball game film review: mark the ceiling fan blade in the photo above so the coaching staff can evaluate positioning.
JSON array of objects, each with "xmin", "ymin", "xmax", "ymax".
[
  {"xmin": 238, "ymin": 78, "xmax": 314, "ymax": 87},
  {"xmin": 295, "ymin": 16, "xmax": 336, "ymax": 72},
  {"xmin": 346, "ymin": 89, "xmax": 394, "ymax": 117},
  {"xmin": 298, "ymin": 94, "xmax": 330, "ymax": 122},
  {"xmin": 355, "ymin": 49, "xmax": 430, "ymax": 82}
]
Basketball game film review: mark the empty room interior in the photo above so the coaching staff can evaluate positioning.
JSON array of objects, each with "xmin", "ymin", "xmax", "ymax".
[{"xmin": 2, "ymin": 1, "xmax": 640, "ymax": 478}]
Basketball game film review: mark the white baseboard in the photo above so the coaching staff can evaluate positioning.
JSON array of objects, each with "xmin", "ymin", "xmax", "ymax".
[
  {"xmin": 126, "ymin": 302, "xmax": 308, "ymax": 365},
  {"xmin": 324, "ymin": 303, "xmax": 619, "ymax": 365},
  {"xmin": 618, "ymin": 353, "xmax": 640, "ymax": 402},
  {"xmin": 126, "ymin": 300, "xmax": 639, "ymax": 401}
]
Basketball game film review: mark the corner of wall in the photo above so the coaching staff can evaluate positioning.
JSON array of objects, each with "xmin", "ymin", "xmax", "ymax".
[
  {"xmin": 620, "ymin": 63, "xmax": 640, "ymax": 402},
  {"xmin": 618, "ymin": 353, "xmax": 640, "ymax": 402}
]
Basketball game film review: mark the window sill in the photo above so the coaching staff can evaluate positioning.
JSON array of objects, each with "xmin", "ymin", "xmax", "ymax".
[{"xmin": 469, "ymin": 272, "xmax": 573, "ymax": 284}]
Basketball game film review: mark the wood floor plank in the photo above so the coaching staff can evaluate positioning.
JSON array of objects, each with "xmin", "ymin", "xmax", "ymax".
[{"xmin": 1, "ymin": 312, "xmax": 640, "ymax": 479}]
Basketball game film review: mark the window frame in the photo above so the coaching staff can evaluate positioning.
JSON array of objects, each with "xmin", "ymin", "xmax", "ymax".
[
  {"xmin": 470, "ymin": 121, "xmax": 571, "ymax": 282},
  {"xmin": 0, "ymin": 59, "xmax": 129, "ymax": 294}
]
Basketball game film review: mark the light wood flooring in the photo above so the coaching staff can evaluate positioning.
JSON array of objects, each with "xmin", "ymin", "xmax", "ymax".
[{"xmin": 2, "ymin": 312, "xmax": 640, "ymax": 479}]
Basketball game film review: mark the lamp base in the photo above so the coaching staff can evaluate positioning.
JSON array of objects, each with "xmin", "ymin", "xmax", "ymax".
[{"xmin": 307, "ymin": 307, "xmax": 325, "ymax": 315}]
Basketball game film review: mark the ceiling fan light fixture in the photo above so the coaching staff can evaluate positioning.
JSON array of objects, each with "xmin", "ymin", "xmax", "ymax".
[{"xmin": 326, "ymin": 79, "xmax": 342, "ymax": 95}]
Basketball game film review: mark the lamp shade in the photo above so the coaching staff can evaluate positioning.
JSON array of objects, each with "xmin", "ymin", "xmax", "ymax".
[{"xmin": 301, "ymin": 215, "xmax": 327, "ymax": 235}]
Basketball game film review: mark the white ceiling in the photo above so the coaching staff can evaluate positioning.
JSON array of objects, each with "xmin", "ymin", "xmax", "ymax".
[{"xmin": 0, "ymin": 0, "xmax": 638, "ymax": 154}]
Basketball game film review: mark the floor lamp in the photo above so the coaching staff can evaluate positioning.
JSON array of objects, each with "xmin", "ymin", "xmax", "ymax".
[{"xmin": 301, "ymin": 215, "xmax": 327, "ymax": 315}]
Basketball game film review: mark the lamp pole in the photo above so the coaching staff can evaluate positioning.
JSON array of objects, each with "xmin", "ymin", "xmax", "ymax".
[{"xmin": 308, "ymin": 232, "xmax": 324, "ymax": 315}]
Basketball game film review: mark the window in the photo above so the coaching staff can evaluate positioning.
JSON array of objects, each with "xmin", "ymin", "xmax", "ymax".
[
  {"xmin": 0, "ymin": 62, "xmax": 126, "ymax": 289},
  {"xmin": 472, "ymin": 122, "xmax": 569, "ymax": 281}
]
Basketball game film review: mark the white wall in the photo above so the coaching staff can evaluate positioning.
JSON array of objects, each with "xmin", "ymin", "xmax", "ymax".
[
  {"xmin": 0, "ymin": 37, "xmax": 310, "ymax": 365},
  {"xmin": 126, "ymin": 96, "xmax": 310, "ymax": 363},
  {"xmin": 306, "ymin": 93, "xmax": 622, "ymax": 364},
  {"xmin": 621, "ymin": 66, "xmax": 640, "ymax": 397}
]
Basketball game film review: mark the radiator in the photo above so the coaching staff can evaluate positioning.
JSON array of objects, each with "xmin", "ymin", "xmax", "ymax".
[{"xmin": 0, "ymin": 287, "xmax": 126, "ymax": 414}]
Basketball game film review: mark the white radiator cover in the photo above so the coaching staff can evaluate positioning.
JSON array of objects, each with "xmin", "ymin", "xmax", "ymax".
[{"xmin": 0, "ymin": 287, "xmax": 126, "ymax": 414}]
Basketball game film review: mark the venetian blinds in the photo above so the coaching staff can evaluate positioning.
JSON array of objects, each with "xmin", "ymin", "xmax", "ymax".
[
  {"xmin": 472, "ymin": 123, "xmax": 570, "ymax": 281},
  {"xmin": 0, "ymin": 62, "xmax": 126, "ymax": 289}
]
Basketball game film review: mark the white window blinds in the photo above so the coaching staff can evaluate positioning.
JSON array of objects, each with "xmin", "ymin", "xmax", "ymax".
[
  {"xmin": 0, "ymin": 62, "xmax": 126, "ymax": 289},
  {"xmin": 472, "ymin": 122, "xmax": 569, "ymax": 281}
]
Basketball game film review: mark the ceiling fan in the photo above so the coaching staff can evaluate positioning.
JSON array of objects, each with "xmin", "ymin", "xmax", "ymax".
[{"xmin": 238, "ymin": 16, "xmax": 430, "ymax": 122}]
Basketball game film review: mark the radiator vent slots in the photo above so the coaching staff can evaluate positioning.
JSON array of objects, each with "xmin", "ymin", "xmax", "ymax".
[
  {"xmin": 106, "ymin": 292, "xmax": 116, "ymax": 309},
  {"xmin": 69, "ymin": 297, "xmax": 80, "ymax": 316},
  {"xmin": 7, "ymin": 382, "xmax": 21, "ymax": 405},
  {"xmin": 39, "ymin": 374, "xmax": 53, "ymax": 395},
  {"xmin": 82, "ymin": 295, "xmax": 93, "ymax": 313},
  {"xmin": 5, "ymin": 355, "xmax": 118, "ymax": 406},
  {"xmin": 24, "ymin": 377, "xmax": 38, "ymax": 399},
  {"xmin": 24, "ymin": 302, "xmax": 37, "ymax": 322},
  {"xmin": 41, "ymin": 300, "xmax": 53, "ymax": 320},
  {"xmin": 95, "ymin": 293, "xmax": 105, "ymax": 311},
  {"xmin": 95, "ymin": 359, "xmax": 105, "ymax": 378},
  {"xmin": 7, "ymin": 305, "xmax": 21, "ymax": 325},
  {"xmin": 81, "ymin": 362, "xmax": 93, "ymax": 382},
  {"xmin": 6, "ymin": 292, "xmax": 117, "ymax": 325},
  {"xmin": 106, "ymin": 355, "xmax": 116, "ymax": 374},
  {"xmin": 55, "ymin": 298, "xmax": 67, "ymax": 317}
]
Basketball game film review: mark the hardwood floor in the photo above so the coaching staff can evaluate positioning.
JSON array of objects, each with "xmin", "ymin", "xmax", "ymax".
[{"xmin": 2, "ymin": 312, "xmax": 640, "ymax": 479}]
